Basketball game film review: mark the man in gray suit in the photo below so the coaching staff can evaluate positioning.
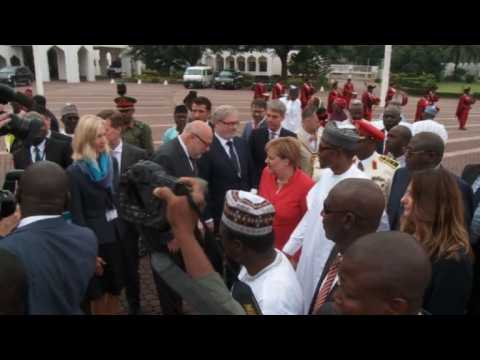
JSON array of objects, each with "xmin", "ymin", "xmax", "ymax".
[
  {"xmin": 101, "ymin": 110, "xmax": 148, "ymax": 315},
  {"xmin": 151, "ymin": 121, "xmax": 213, "ymax": 314}
]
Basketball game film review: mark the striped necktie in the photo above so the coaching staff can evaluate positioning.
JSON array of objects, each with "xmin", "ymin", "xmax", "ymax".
[{"xmin": 313, "ymin": 255, "xmax": 342, "ymax": 313}]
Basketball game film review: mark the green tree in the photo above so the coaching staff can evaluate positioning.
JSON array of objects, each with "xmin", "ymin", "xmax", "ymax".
[
  {"xmin": 288, "ymin": 46, "xmax": 330, "ymax": 78},
  {"xmin": 128, "ymin": 45, "xmax": 210, "ymax": 74},
  {"xmin": 391, "ymin": 45, "xmax": 445, "ymax": 79}
]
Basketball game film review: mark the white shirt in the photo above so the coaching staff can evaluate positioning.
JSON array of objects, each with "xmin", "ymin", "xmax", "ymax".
[
  {"xmin": 237, "ymin": 250, "xmax": 304, "ymax": 315},
  {"xmin": 177, "ymin": 135, "xmax": 195, "ymax": 172},
  {"xmin": 60, "ymin": 129, "xmax": 74, "ymax": 138},
  {"xmin": 280, "ymin": 98, "xmax": 302, "ymax": 133},
  {"xmin": 111, "ymin": 141, "xmax": 123, "ymax": 174},
  {"xmin": 30, "ymin": 139, "xmax": 47, "ymax": 163},
  {"xmin": 215, "ymin": 133, "xmax": 241, "ymax": 176},
  {"xmin": 18, "ymin": 215, "xmax": 61, "ymax": 229},
  {"xmin": 396, "ymin": 154, "xmax": 406, "ymax": 168},
  {"xmin": 357, "ymin": 151, "xmax": 377, "ymax": 170},
  {"xmin": 282, "ymin": 164, "xmax": 369, "ymax": 313}
]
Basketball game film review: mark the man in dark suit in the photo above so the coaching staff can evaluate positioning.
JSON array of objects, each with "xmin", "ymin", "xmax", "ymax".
[
  {"xmin": 198, "ymin": 105, "xmax": 254, "ymax": 232},
  {"xmin": 249, "ymin": 99, "xmax": 297, "ymax": 187},
  {"xmin": 387, "ymin": 132, "xmax": 474, "ymax": 231},
  {"xmin": 12, "ymin": 112, "xmax": 73, "ymax": 170},
  {"xmin": 35, "ymin": 107, "xmax": 73, "ymax": 144},
  {"xmin": 102, "ymin": 110, "xmax": 148, "ymax": 315},
  {"xmin": 309, "ymin": 178, "xmax": 385, "ymax": 315},
  {"xmin": 150, "ymin": 120, "xmax": 213, "ymax": 314},
  {"xmin": 0, "ymin": 161, "xmax": 97, "ymax": 314},
  {"xmin": 32, "ymin": 95, "xmax": 60, "ymax": 133}
]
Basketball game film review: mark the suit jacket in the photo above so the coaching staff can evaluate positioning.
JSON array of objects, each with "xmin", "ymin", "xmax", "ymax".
[
  {"xmin": 13, "ymin": 137, "xmax": 73, "ymax": 170},
  {"xmin": 308, "ymin": 246, "xmax": 339, "ymax": 315},
  {"xmin": 198, "ymin": 135, "xmax": 254, "ymax": 229},
  {"xmin": 67, "ymin": 157, "xmax": 120, "ymax": 245},
  {"xmin": 150, "ymin": 137, "xmax": 196, "ymax": 250},
  {"xmin": 249, "ymin": 127, "xmax": 297, "ymax": 187},
  {"xmin": 50, "ymin": 131, "xmax": 72, "ymax": 144},
  {"xmin": 388, "ymin": 166, "xmax": 474, "ymax": 232},
  {"xmin": 462, "ymin": 164, "xmax": 480, "ymax": 209},
  {"xmin": 151, "ymin": 137, "xmax": 196, "ymax": 178},
  {"xmin": 0, "ymin": 218, "xmax": 97, "ymax": 314}
]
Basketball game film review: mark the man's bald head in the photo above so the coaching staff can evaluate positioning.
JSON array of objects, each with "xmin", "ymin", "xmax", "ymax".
[
  {"xmin": 406, "ymin": 132, "xmax": 444, "ymax": 171},
  {"xmin": 322, "ymin": 178, "xmax": 385, "ymax": 251},
  {"xmin": 383, "ymin": 105, "xmax": 402, "ymax": 132},
  {"xmin": 18, "ymin": 161, "xmax": 69, "ymax": 216},
  {"xmin": 335, "ymin": 231, "xmax": 431, "ymax": 315},
  {"xmin": 180, "ymin": 120, "xmax": 213, "ymax": 160}
]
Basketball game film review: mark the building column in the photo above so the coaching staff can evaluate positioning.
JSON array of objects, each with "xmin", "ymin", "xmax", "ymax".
[
  {"xmin": 32, "ymin": 45, "xmax": 45, "ymax": 95},
  {"xmin": 65, "ymin": 47, "xmax": 79, "ymax": 83},
  {"xmin": 86, "ymin": 47, "xmax": 96, "ymax": 82}
]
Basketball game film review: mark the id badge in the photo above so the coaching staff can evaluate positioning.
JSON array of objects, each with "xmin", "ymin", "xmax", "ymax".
[{"xmin": 105, "ymin": 209, "xmax": 118, "ymax": 222}]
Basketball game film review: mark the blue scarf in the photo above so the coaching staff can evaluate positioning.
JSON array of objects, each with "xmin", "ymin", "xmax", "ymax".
[{"xmin": 77, "ymin": 152, "xmax": 113, "ymax": 190}]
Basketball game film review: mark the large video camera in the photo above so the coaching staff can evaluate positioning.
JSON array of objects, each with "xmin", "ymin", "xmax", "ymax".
[
  {"xmin": 117, "ymin": 160, "xmax": 196, "ymax": 234},
  {"xmin": 0, "ymin": 84, "xmax": 44, "ymax": 144}
]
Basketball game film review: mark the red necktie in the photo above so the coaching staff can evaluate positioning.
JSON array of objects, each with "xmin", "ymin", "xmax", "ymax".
[{"xmin": 313, "ymin": 255, "xmax": 341, "ymax": 313}]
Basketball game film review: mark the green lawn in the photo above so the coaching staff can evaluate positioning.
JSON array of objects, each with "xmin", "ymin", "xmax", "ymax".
[{"xmin": 436, "ymin": 82, "xmax": 480, "ymax": 94}]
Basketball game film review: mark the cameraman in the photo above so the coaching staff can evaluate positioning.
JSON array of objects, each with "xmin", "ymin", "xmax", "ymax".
[{"xmin": 153, "ymin": 178, "xmax": 245, "ymax": 315}]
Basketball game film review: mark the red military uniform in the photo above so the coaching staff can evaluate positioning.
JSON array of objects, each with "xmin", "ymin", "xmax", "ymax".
[
  {"xmin": 343, "ymin": 81, "xmax": 355, "ymax": 108},
  {"xmin": 327, "ymin": 89, "xmax": 342, "ymax": 115},
  {"xmin": 456, "ymin": 92, "xmax": 476, "ymax": 130},
  {"xmin": 415, "ymin": 96, "xmax": 429, "ymax": 122},
  {"xmin": 385, "ymin": 86, "xmax": 396, "ymax": 106},
  {"xmin": 271, "ymin": 81, "xmax": 286, "ymax": 100},
  {"xmin": 362, "ymin": 89, "xmax": 380, "ymax": 121},
  {"xmin": 300, "ymin": 82, "xmax": 316, "ymax": 109},
  {"xmin": 253, "ymin": 82, "xmax": 268, "ymax": 101}
]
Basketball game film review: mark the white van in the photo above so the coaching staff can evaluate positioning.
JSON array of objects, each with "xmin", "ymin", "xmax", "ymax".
[{"xmin": 183, "ymin": 66, "xmax": 214, "ymax": 89}]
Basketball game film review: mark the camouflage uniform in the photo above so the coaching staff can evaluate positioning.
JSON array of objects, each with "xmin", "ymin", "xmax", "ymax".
[{"xmin": 122, "ymin": 119, "xmax": 154, "ymax": 156}]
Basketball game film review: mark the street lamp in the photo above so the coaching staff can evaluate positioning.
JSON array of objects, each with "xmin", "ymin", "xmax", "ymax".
[{"xmin": 380, "ymin": 45, "xmax": 392, "ymax": 108}]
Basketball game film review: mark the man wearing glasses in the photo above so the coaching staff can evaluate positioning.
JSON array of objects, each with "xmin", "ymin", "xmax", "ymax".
[{"xmin": 150, "ymin": 120, "xmax": 213, "ymax": 314}]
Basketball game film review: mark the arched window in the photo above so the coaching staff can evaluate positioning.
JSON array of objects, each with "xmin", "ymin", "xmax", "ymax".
[
  {"xmin": 248, "ymin": 56, "xmax": 256, "ymax": 72},
  {"xmin": 237, "ymin": 56, "xmax": 245, "ymax": 72},
  {"xmin": 259, "ymin": 56, "xmax": 268, "ymax": 72}
]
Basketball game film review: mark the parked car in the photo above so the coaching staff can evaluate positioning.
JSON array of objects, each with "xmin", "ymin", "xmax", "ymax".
[
  {"xmin": 0, "ymin": 66, "xmax": 34, "ymax": 87},
  {"xmin": 183, "ymin": 66, "xmax": 214, "ymax": 89},
  {"xmin": 214, "ymin": 70, "xmax": 243, "ymax": 89},
  {"xmin": 107, "ymin": 59, "xmax": 123, "ymax": 79}
]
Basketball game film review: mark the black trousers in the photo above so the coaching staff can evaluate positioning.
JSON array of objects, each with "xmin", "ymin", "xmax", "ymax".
[{"xmin": 118, "ymin": 220, "xmax": 141, "ymax": 309}]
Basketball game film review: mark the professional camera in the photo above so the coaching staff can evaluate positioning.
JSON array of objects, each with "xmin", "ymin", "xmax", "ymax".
[
  {"xmin": 117, "ymin": 160, "xmax": 193, "ymax": 233},
  {"xmin": 0, "ymin": 84, "xmax": 43, "ymax": 145},
  {"xmin": 0, "ymin": 170, "xmax": 24, "ymax": 220}
]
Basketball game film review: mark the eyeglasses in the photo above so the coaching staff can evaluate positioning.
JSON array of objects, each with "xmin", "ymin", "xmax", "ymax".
[
  {"xmin": 219, "ymin": 120, "xmax": 239, "ymax": 127},
  {"xmin": 192, "ymin": 133, "xmax": 211, "ymax": 147}
]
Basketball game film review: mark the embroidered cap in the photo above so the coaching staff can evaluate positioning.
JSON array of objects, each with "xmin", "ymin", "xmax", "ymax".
[
  {"xmin": 411, "ymin": 120, "xmax": 448, "ymax": 145},
  {"xmin": 221, "ymin": 190, "xmax": 276, "ymax": 237}
]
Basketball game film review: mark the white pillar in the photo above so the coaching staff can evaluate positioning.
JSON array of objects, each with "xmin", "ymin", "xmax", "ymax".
[
  {"xmin": 136, "ymin": 60, "xmax": 142, "ymax": 76},
  {"xmin": 87, "ymin": 49, "xmax": 96, "ymax": 82},
  {"xmin": 32, "ymin": 45, "xmax": 45, "ymax": 95},
  {"xmin": 380, "ymin": 45, "xmax": 392, "ymax": 108}
]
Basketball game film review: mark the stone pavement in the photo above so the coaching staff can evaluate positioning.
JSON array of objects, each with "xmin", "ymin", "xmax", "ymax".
[{"xmin": 16, "ymin": 80, "xmax": 480, "ymax": 315}]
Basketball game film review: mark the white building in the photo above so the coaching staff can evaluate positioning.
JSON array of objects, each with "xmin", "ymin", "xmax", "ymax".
[
  {"xmin": 201, "ymin": 49, "xmax": 298, "ymax": 77},
  {"xmin": 0, "ymin": 45, "xmax": 141, "ymax": 83}
]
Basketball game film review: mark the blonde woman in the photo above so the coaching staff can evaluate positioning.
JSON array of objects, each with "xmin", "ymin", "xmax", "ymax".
[
  {"xmin": 401, "ymin": 168, "xmax": 473, "ymax": 315},
  {"xmin": 67, "ymin": 115, "xmax": 124, "ymax": 315}
]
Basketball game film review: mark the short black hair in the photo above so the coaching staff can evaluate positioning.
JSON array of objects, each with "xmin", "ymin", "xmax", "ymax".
[
  {"xmin": 32, "ymin": 95, "xmax": 47, "ymax": 107},
  {"xmin": 192, "ymin": 96, "xmax": 212, "ymax": 111},
  {"xmin": 0, "ymin": 249, "xmax": 27, "ymax": 315},
  {"xmin": 174, "ymin": 105, "xmax": 188, "ymax": 114},
  {"xmin": 220, "ymin": 223, "xmax": 274, "ymax": 254},
  {"xmin": 251, "ymin": 99, "xmax": 267, "ymax": 109}
]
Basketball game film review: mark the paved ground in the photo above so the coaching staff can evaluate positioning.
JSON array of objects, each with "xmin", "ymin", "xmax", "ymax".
[{"xmin": 19, "ymin": 80, "xmax": 480, "ymax": 315}]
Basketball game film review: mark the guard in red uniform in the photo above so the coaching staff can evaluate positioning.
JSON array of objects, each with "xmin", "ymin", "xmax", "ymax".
[
  {"xmin": 343, "ymin": 78, "xmax": 355, "ymax": 108},
  {"xmin": 385, "ymin": 83, "xmax": 396, "ymax": 106},
  {"xmin": 362, "ymin": 84, "xmax": 380, "ymax": 121},
  {"xmin": 456, "ymin": 87, "xmax": 476, "ymax": 130},
  {"xmin": 271, "ymin": 80, "xmax": 286, "ymax": 100},
  {"xmin": 253, "ymin": 82, "xmax": 268, "ymax": 101},
  {"xmin": 300, "ymin": 79, "xmax": 316, "ymax": 109},
  {"xmin": 415, "ymin": 92, "xmax": 430, "ymax": 122},
  {"xmin": 327, "ymin": 81, "xmax": 341, "ymax": 116}
]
